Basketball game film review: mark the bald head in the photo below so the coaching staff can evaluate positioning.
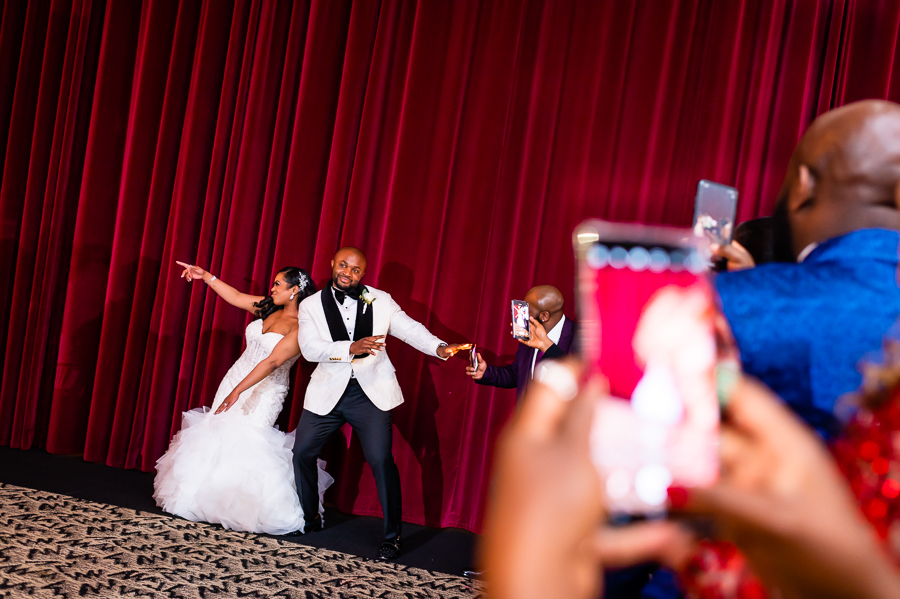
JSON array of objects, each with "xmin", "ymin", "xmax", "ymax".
[
  {"xmin": 781, "ymin": 100, "xmax": 900, "ymax": 257},
  {"xmin": 334, "ymin": 246, "xmax": 366, "ymax": 263},
  {"xmin": 524, "ymin": 285, "xmax": 565, "ymax": 330},
  {"xmin": 331, "ymin": 247, "xmax": 367, "ymax": 291}
]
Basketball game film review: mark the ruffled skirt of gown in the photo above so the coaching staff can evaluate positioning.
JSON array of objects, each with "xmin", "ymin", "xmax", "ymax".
[{"xmin": 153, "ymin": 407, "xmax": 333, "ymax": 535}]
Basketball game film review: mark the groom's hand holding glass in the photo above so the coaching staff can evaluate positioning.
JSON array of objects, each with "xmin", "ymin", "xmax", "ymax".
[{"xmin": 438, "ymin": 343, "xmax": 470, "ymax": 359}]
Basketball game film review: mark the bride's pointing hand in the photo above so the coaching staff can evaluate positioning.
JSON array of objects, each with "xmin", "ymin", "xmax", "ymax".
[{"xmin": 176, "ymin": 260, "xmax": 206, "ymax": 282}]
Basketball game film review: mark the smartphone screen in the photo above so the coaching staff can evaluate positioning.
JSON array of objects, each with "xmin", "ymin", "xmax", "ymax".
[
  {"xmin": 575, "ymin": 221, "xmax": 719, "ymax": 518},
  {"xmin": 693, "ymin": 180, "xmax": 738, "ymax": 245},
  {"xmin": 511, "ymin": 300, "xmax": 530, "ymax": 341}
]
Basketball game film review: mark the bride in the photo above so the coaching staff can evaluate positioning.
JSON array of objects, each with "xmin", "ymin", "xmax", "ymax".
[{"xmin": 153, "ymin": 261, "xmax": 332, "ymax": 535}]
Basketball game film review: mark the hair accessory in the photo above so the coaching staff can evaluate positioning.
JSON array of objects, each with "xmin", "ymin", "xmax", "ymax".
[{"xmin": 298, "ymin": 271, "xmax": 309, "ymax": 290}]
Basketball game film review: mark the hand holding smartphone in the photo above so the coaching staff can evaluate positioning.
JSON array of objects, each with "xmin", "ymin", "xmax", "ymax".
[
  {"xmin": 693, "ymin": 180, "xmax": 738, "ymax": 246},
  {"xmin": 511, "ymin": 300, "xmax": 530, "ymax": 341},
  {"xmin": 574, "ymin": 221, "xmax": 719, "ymax": 519}
]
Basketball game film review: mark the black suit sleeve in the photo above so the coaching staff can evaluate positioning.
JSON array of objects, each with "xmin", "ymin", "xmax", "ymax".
[
  {"xmin": 541, "ymin": 323, "xmax": 580, "ymax": 360},
  {"xmin": 475, "ymin": 361, "xmax": 519, "ymax": 389},
  {"xmin": 542, "ymin": 343, "xmax": 566, "ymax": 360}
]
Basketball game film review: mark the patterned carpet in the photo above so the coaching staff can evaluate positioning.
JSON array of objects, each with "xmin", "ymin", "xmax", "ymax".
[{"xmin": 0, "ymin": 483, "xmax": 484, "ymax": 598}]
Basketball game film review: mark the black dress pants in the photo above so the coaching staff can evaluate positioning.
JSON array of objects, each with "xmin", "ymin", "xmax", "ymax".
[{"xmin": 292, "ymin": 379, "xmax": 402, "ymax": 541}]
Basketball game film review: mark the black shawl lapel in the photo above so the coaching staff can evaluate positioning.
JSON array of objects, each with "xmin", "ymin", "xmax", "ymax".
[{"xmin": 321, "ymin": 288, "xmax": 350, "ymax": 342}]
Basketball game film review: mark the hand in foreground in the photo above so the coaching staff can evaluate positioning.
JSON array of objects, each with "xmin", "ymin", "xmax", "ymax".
[
  {"xmin": 214, "ymin": 392, "xmax": 238, "ymax": 414},
  {"xmin": 710, "ymin": 241, "xmax": 755, "ymax": 271},
  {"xmin": 482, "ymin": 361, "xmax": 690, "ymax": 599},
  {"xmin": 466, "ymin": 353, "xmax": 487, "ymax": 379},
  {"xmin": 671, "ymin": 377, "xmax": 900, "ymax": 599},
  {"xmin": 437, "ymin": 343, "xmax": 469, "ymax": 359},
  {"xmin": 176, "ymin": 260, "xmax": 206, "ymax": 282},
  {"xmin": 520, "ymin": 317, "xmax": 552, "ymax": 351},
  {"xmin": 349, "ymin": 335, "xmax": 386, "ymax": 356}
]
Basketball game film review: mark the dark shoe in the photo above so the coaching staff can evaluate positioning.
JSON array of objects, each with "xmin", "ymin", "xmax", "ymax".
[
  {"xmin": 282, "ymin": 529, "xmax": 304, "ymax": 537},
  {"xmin": 377, "ymin": 538, "xmax": 402, "ymax": 560},
  {"xmin": 303, "ymin": 515, "xmax": 323, "ymax": 534},
  {"xmin": 462, "ymin": 570, "xmax": 483, "ymax": 580}
]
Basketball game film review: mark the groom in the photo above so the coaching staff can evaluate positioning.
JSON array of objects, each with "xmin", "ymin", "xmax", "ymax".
[{"xmin": 292, "ymin": 247, "xmax": 464, "ymax": 560}]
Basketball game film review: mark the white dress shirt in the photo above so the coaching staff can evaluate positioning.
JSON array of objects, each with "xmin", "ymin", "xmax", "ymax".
[
  {"xmin": 332, "ymin": 286, "xmax": 359, "ymax": 377},
  {"xmin": 530, "ymin": 315, "xmax": 566, "ymax": 377}
]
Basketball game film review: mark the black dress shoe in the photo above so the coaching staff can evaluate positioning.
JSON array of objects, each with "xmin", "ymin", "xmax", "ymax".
[
  {"xmin": 377, "ymin": 538, "xmax": 401, "ymax": 560},
  {"xmin": 462, "ymin": 570, "xmax": 483, "ymax": 580},
  {"xmin": 303, "ymin": 514, "xmax": 323, "ymax": 534}
]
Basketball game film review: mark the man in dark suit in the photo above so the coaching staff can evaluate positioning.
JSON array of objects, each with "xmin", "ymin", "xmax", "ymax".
[
  {"xmin": 468, "ymin": 285, "xmax": 576, "ymax": 398},
  {"xmin": 461, "ymin": 284, "xmax": 577, "ymax": 580}
]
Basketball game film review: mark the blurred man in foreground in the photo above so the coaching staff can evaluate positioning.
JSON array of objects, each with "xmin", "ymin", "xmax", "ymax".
[{"xmin": 716, "ymin": 100, "xmax": 900, "ymax": 438}]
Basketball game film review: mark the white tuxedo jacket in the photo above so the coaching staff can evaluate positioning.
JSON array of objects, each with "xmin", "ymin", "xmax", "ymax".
[{"xmin": 297, "ymin": 286, "xmax": 447, "ymax": 414}]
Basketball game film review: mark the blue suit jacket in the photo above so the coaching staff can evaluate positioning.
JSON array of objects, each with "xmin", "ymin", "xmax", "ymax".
[
  {"xmin": 716, "ymin": 229, "xmax": 900, "ymax": 438},
  {"xmin": 476, "ymin": 317, "xmax": 578, "ymax": 399}
]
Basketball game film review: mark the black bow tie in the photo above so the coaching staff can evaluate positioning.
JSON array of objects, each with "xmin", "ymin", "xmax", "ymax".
[{"xmin": 334, "ymin": 286, "xmax": 361, "ymax": 304}]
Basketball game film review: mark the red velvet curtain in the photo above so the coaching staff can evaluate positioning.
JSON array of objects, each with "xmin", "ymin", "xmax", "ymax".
[{"xmin": 2, "ymin": 0, "xmax": 900, "ymax": 533}]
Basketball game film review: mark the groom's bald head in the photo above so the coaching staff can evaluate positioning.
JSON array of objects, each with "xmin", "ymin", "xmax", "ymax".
[{"xmin": 334, "ymin": 247, "xmax": 366, "ymax": 267}]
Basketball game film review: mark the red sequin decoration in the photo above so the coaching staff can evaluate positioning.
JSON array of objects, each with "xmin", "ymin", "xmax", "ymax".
[
  {"xmin": 883, "ymin": 478, "xmax": 900, "ymax": 500},
  {"xmin": 831, "ymin": 387, "xmax": 900, "ymax": 554},
  {"xmin": 679, "ymin": 356, "xmax": 900, "ymax": 596},
  {"xmin": 679, "ymin": 540, "xmax": 768, "ymax": 599},
  {"xmin": 861, "ymin": 440, "xmax": 881, "ymax": 461}
]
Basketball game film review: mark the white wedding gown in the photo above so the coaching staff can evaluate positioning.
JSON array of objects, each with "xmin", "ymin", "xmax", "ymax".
[{"xmin": 153, "ymin": 318, "xmax": 333, "ymax": 534}]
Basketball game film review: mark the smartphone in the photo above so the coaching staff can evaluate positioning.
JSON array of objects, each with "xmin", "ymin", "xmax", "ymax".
[
  {"xmin": 470, "ymin": 344, "xmax": 478, "ymax": 371},
  {"xmin": 574, "ymin": 220, "xmax": 719, "ymax": 518},
  {"xmin": 693, "ymin": 180, "xmax": 738, "ymax": 246},
  {"xmin": 511, "ymin": 300, "xmax": 530, "ymax": 341}
]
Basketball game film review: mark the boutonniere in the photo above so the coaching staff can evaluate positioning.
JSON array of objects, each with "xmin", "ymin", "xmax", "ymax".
[{"xmin": 361, "ymin": 289, "xmax": 376, "ymax": 314}]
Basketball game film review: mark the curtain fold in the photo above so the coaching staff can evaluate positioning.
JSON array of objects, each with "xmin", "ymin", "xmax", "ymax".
[{"xmin": 3, "ymin": 0, "xmax": 900, "ymax": 532}]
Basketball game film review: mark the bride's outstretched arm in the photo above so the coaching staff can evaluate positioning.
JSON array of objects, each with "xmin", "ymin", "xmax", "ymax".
[
  {"xmin": 215, "ymin": 328, "xmax": 301, "ymax": 414},
  {"xmin": 176, "ymin": 261, "xmax": 264, "ymax": 313}
]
